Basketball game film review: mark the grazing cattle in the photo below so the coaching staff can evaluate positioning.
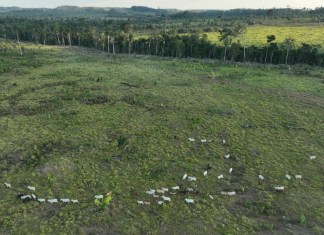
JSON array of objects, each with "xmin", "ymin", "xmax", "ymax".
[
  {"xmin": 221, "ymin": 191, "xmax": 236, "ymax": 196},
  {"xmin": 275, "ymin": 186, "xmax": 285, "ymax": 191},
  {"xmin": 162, "ymin": 196, "xmax": 171, "ymax": 202},
  {"xmin": 27, "ymin": 186, "xmax": 36, "ymax": 191},
  {"xmin": 60, "ymin": 199, "xmax": 70, "ymax": 203},
  {"xmin": 146, "ymin": 189, "xmax": 156, "ymax": 195},
  {"xmin": 48, "ymin": 199, "xmax": 58, "ymax": 203},
  {"xmin": 188, "ymin": 176, "xmax": 196, "ymax": 181},
  {"xmin": 185, "ymin": 198, "xmax": 194, "ymax": 203}
]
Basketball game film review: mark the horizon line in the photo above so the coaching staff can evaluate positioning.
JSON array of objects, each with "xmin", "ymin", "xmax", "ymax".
[{"xmin": 1, "ymin": 5, "xmax": 323, "ymax": 11}]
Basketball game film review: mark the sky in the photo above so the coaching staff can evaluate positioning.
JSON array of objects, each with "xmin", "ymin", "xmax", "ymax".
[{"xmin": 0, "ymin": 0, "xmax": 323, "ymax": 10}]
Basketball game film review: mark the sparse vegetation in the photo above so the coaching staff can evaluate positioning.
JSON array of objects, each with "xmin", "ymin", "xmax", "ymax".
[{"xmin": 299, "ymin": 214, "xmax": 307, "ymax": 225}]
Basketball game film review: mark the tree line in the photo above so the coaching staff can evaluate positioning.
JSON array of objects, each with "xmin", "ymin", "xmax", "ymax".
[
  {"xmin": 133, "ymin": 32, "xmax": 323, "ymax": 66},
  {"xmin": 0, "ymin": 18, "xmax": 323, "ymax": 66}
]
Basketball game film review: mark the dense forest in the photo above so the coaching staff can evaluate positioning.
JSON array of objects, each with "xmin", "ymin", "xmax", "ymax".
[
  {"xmin": 0, "ymin": 6, "xmax": 324, "ymax": 66},
  {"xmin": 1, "ymin": 6, "xmax": 323, "ymax": 21}
]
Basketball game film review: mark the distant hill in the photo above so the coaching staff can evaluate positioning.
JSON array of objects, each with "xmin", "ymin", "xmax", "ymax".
[
  {"xmin": 0, "ymin": 5, "xmax": 322, "ymax": 20},
  {"xmin": 0, "ymin": 7, "xmax": 22, "ymax": 12},
  {"xmin": 130, "ymin": 6, "xmax": 170, "ymax": 14}
]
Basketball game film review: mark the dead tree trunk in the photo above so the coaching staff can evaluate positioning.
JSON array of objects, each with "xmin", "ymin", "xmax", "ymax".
[{"xmin": 107, "ymin": 35, "xmax": 110, "ymax": 53}]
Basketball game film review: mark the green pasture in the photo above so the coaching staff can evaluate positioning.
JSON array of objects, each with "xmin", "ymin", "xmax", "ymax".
[
  {"xmin": 206, "ymin": 25, "xmax": 324, "ymax": 47},
  {"xmin": 0, "ymin": 41, "xmax": 323, "ymax": 234}
]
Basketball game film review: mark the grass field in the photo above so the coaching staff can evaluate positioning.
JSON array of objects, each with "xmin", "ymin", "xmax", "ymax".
[
  {"xmin": 206, "ymin": 25, "xmax": 324, "ymax": 47},
  {"xmin": 0, "ymin": 41, "xmax": 324, "ymax": 234}
]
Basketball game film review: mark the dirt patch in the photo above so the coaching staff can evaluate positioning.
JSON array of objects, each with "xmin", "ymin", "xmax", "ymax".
[
  {"xmin": 37, "ymin": 203, "xmax": 63, "ymax": 218},
  {"xmin": 225, "ymin": 190, "xmax": 315, "ymax": 234},
  {"xmin": 120, "ymin": 93, "xmax": 179, "ymax": 113},
  {"xmin": 120, "ymin": 82, "xmax": 140, "ymax": 88},
  {"xmin": 0, "ymin": 80, "xmax": 79, "ymax": 117},
  {"xmin": 288, "ymin": 91, "xmax": 324, "ymax": 108},
  {"xmin": 0, "ymin": 100, "xmax": 61, "ymax": 117},
  {"xmin": 198, "ymin": 76, "xmax": 230, "ymax": 85},
  {"xmin": 0, "ymin": 152, "xmax": 22, "ymax": 172},
  {"xmin": 121, "ymin": 95, "xmax": 145, "ymax": 107},
  {"xmin": 4, "ymin": 80, "xmax": 78, "ymax": 103},
  {"xmin": 78, "ymin": 225, "xmax": 121, "ymax": 235},
  {"xmin": 206, "ymin": 107, "xmax": 235, "ymax": 116},
  {"xmin": 158, "ymin": 220, "xmax": 212, "ymax": 235},
  {"xmin": 0, "ymin": 106, "xmax": 11, "ymax": 116},
  {"xmin": 144, "ymin": 103, "xmax": 180, "ymax": 113},
  {"xmin": 22, "ymin": 141, "xmax": 78, "ymax": 167},
  {"xmin": 260, "ymin": 88, "xmax": 324, "ymax": 108},
  {"xmin": 81, "ymin": 95, "xmax": 115, "ymax": 105},
  {"xmin": 255, "ymin": 221, "xmax": 314, "ymax": 235}
]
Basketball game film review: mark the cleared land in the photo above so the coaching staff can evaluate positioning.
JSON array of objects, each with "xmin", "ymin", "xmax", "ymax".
[
  {"xmin": 0, "ymin": 42, "xmax": 323, "ymax": 234},
  {"xmin": 206, "ymin": 25, "xmax": 324, "ymax": 47}
]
